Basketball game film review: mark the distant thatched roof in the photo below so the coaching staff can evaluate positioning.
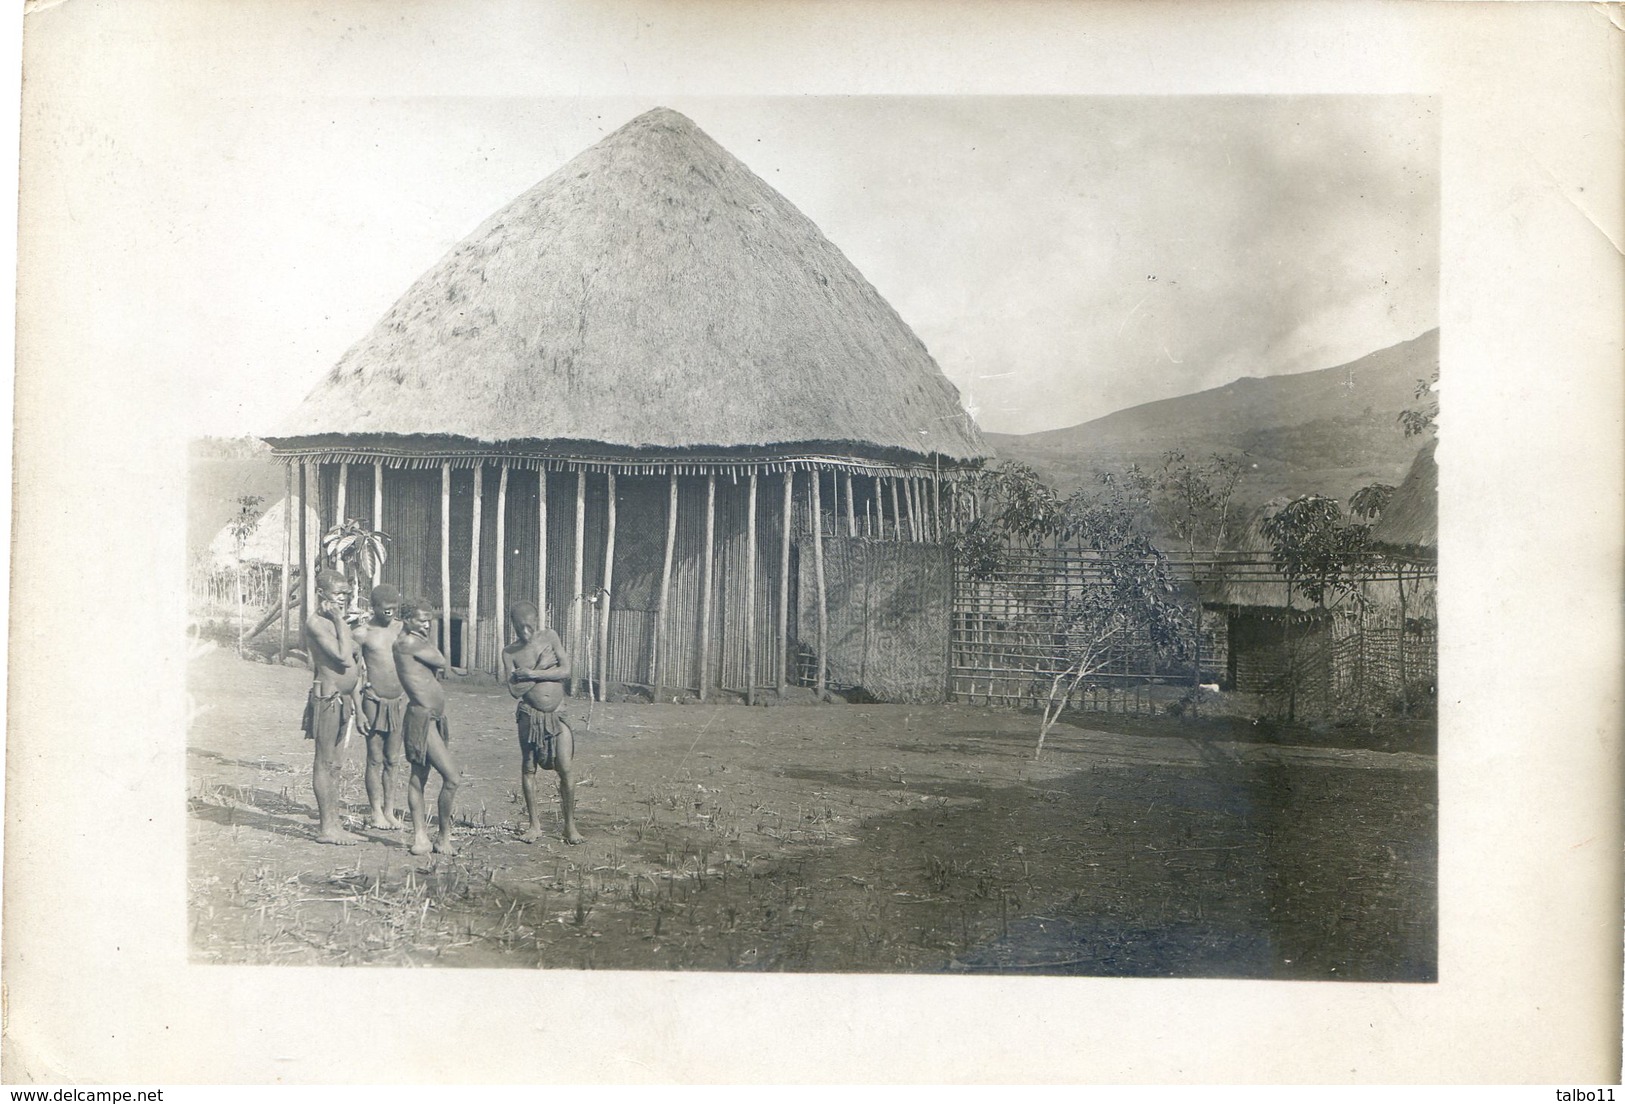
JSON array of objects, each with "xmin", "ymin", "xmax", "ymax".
[
  {"xmin": 1198, "ymin": 514, "xmax": 1322, "ymax": 616},
  {"xmin": 267, "ymin": 108, "xmax": 987, "ymax": 469},
  {"xmin": 1370, "ymin": 439, "xmax": 1437, "ymax": 560},
  {"xmin": 206, "ymin": 495, "xmax": 319, "ymax": 569}
]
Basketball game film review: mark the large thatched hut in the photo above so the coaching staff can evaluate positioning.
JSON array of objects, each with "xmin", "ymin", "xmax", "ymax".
[
  {"xmin": 264, "ymin": 108, "xmax": 989, "ymax": 701},
  {"xmin": 1370, "ymin": 438, "xmax": 1437, "ymax": 563}
]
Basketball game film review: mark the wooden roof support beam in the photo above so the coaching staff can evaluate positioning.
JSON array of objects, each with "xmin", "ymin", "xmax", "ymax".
[
  {"xmin": 495, "ymin": 462, "xmax": 509, "ymax": 657},
  {"xmin": 280, "ymin": 464, "xmax": 292, "ymax": 663},
  {"xmin": 698, "ymin": 473, "xmax": 716, "ymax": 702},
  {"xmin": 778, "ymin": 471, "xmax": 792, "ymax": 695},
  {"xmin": 598, "ymin": 471, "xmax": 616, "ymax": 702},
  {"xmin": 653, "ymin": 471, "xmax": 678, "ymax": 700},
  {"xmin": 746, "ymin": 471, "xmax": 758, "ymax": 706},
  {"xmin": 467, "ymin": 462, "xmax": 483, "ymax": 672},
  {"xmin": 572, "ymin": 469, "xmax": 586, "ymax": 697},
  {"xmin": 440, "ymin": 462, "xmax": 452, "ymax": 662},
  {"xmin": 537, "ymin": 469, "xmax": 548, "ymax": 627},
  {"xmin": 811, "ymin": 468, "xmax": 828, "ymax": 700}
]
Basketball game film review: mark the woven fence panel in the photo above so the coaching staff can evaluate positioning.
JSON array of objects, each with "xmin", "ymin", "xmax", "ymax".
[{"xmin": 796, "ymin": 537, "xmax": 951, "ymax": 703}]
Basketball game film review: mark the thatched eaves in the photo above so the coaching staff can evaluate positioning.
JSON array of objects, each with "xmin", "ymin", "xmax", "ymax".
[
  {"xmin": 267, "ymin": 108, "xmax": 988, "ymax": 471},
  {"xmin": 1370, "ymin": 439, "xmax": 1437, "ymax": 561}
]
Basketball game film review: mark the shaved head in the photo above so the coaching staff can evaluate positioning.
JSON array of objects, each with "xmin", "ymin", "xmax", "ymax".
[{"xmin": 510, "ymin": 601, "xmax": 539, "ymax": 631}]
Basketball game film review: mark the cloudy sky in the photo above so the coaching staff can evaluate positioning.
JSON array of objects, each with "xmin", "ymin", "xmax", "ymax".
[{"xmin": 24, "ymin": 72, "xmax": 1437, "ymax": 437}]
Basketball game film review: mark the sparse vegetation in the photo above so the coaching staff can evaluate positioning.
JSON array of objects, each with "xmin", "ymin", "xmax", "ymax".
[{"xmin": 187, "ymin": 646, "xmax": 1435, "ymax": 976}]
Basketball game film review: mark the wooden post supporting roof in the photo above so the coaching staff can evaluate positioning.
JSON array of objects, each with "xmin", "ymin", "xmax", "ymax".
[
  {"xmin": 373, "ymin": 461, "xmax": 384, "ymax": 531},
  {"xmin": 746, "ymin": 471, "xmax": 758, "ymax": 706},
  {"xmin": 845, "ymin": 472, "xmax": 856, "ymax": 537},
  {"xmin": 495, "ymin": 462, "xmax": 508, "ymax": 654},
  {"xmin": 889, "ymin": 478, "xmax": 903, "ymax": 542},
  {"xmin": 811, "ymin": 468, "xmax": 828, "ymax": 698},
  {"xmin": 536, "ymin": 469, "xmax": 548, "ymax": 625},
  {"xmin": 467, "ymin": 463, "xmax": 483, "ymax": 672},
  {"xmin": 653, "ymin": 472, "xmax": 677, "ymax": 698},
  {"xmin": 598, "ymin": 471, "xmax": 616, "ymax": 702},
  {"xmin": 572, "ymin": 470, "xmax": 585, "ymax": 696},
  {"xmin": 932, "ymin": 473, "xmax": 942, "ymax": 542},
  {"xmin": 335, "ymin": 462, "xmax": 348, "ymax": 528},
  {"xmin": 279, "ymin": 465, "xmax": 292, "ymax": 663},
  {"xmin": 440, "ymin": 462, "xmax": 452, "ymax": 662},
  {"xmin": 778, "ymin": 471, "xmax": 792, "ymax": 695},
  {"xmin": 299, "ymin": 461, "xmax": 312, "ymax": 664},
  {"xmin": 698, "ymin": 473, "xmax": 716, "ymax": 702}
]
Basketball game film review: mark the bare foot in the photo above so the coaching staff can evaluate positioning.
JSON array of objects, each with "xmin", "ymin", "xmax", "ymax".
[
  {"xmin": 409, "ymin": 837, "xmax": 434, "ymax": 856},
  {"xmin": 315, "ymin": 828, "xmax": 359, "ymax": 846},
  {"xmin": 432, "ymin": 835, "xmax": 459, "ymax": 856},
  {"xmin": 517, "ymin": 824, "xmax": 544, "ymax": 843},
  {"xmin": 367, "ymin": 811, "xmax": 403, "ymax": 831},
  {"xmin": 563, "ymin": 828, "xmax": 584, "ymax": 845}
]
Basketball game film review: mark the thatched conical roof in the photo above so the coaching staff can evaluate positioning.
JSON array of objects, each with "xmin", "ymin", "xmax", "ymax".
[
  {"xmin": 1370, "ymin": 438, "xmax": 1437, "ymax": 560},
  {"xmin": 268, "ymin": 108, "xmax": 987, "ymax": 469},
  {"xmin": 1199, "ymin": 510, "xmax": 1322, "ymax": 615},
  {"xmin": 206, "ymin": 495, "xmax": 319, "ymax": 569}
]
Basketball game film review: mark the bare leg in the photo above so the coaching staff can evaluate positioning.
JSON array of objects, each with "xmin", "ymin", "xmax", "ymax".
[
  {"xmin": 381, "ymin": 731, "xmax": 405, "ymax": 829},
  {"xmin": 407, "ymin": 762, "xmax": 433, "ymax": 856},
  {"xmin": 555, "ymin": 722, "xmax": 583, "ymax": 845},
  {"xmin": 424, "ymin": 728, "xmax": 462, "ymax": 855},
  {"xmin": 312, "ymin": 718, "xmax": 358, "ymax": 845},
  {"xmin": 364, "ymin": 728, "xmax": 391, "ymax": 830},
  {"xmin": 518, "ymin": 746, "xmax": 544, "ymax": 841},
  {"xmin": 366, "ymin": 725, "xmax": 406, "ymax": 830}
]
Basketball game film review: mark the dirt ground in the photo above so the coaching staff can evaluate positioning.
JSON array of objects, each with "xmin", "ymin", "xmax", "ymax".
[{"xmin": 187, "ymin": 648, "xmax": 1435, "ymax": 979}]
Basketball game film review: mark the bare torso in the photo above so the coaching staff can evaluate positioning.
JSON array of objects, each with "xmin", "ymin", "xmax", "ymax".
[
  {"xmin": 307, "ymin": 611, "xmax": 361, "ymax": 696},
  {"xmin": 394, "ymin": 631, "xmax": 446, "ymax": 712},
  {"xmin": 357, "ymin": 619, "xmax": 405, "ymax": 698},
  {"xmin": 504, "ymin": 634, "xmax": 566, "ymax": 711}
]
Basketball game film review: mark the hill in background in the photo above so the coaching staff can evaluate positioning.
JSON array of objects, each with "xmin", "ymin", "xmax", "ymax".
[{"xmin": 985, "ymin": 329, "xmax": 1438, "ymax": 518}]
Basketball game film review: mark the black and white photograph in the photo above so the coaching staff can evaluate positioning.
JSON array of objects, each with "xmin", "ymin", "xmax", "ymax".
[
  {"xmin": 184, "ymin": 95, "xmax": 1439, "ymax": 979},
  {"xmin": 5, "ymin": 0, "xmax": 1620, "ymax": 1087}
]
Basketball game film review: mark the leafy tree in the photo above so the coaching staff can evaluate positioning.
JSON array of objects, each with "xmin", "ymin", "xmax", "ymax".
[
  {"xmin": 1259, "ymin": 494, "xmax": 1372, "ymax": 720},
  {"xmin": 1349, "ymin": 482, "xmax": 1396, "ymax": 522},
  {"xmin": 1149, "ymin": 451, "xmax": 1244, "ymax": 556},
  {"xmin": 320, "ymin": 518, "xmax": 391, "ymax": 611},
  {"xmin": 1399, "ymin": 371, "xmax": 1439, "ymax": 439},
  {"xmin": 1259, "ymin": 495, "xmax": 1370, "ymax": 611},
  {"xmin": 953, "ymin": 464, "xmax": 1188, "ymax": 756},
  {"xmin": 1142, "ymin": 451, "xmax": 1245, "ymax": 711}
]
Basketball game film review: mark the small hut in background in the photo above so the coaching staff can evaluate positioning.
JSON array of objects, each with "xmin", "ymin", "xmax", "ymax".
[
  {"xmin": 264, "ymin": 108, "xmax": 989, "ymax": 702},
  {"xmin": 1205, "ymin": 441, "xmax": 1440, "ymax": 717},
  {"xmin": 1201, "ymin": 516, "xmax": 1333, "ymax": 707}
]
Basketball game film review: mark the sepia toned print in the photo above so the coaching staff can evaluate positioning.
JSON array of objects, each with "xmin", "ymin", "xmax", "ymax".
[
  {"xmin": 188, "ymin": 99, "xmax": 1436, "ymax": 978},
  {"xmin": 8, "ymin": 0, "xmax": 1621, "ymax": 1085}
]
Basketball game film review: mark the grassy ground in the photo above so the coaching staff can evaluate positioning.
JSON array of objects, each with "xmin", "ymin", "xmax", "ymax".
[{"xmin": 187, "ymin": 649, "xmax": 1435, "ymax": 978}]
